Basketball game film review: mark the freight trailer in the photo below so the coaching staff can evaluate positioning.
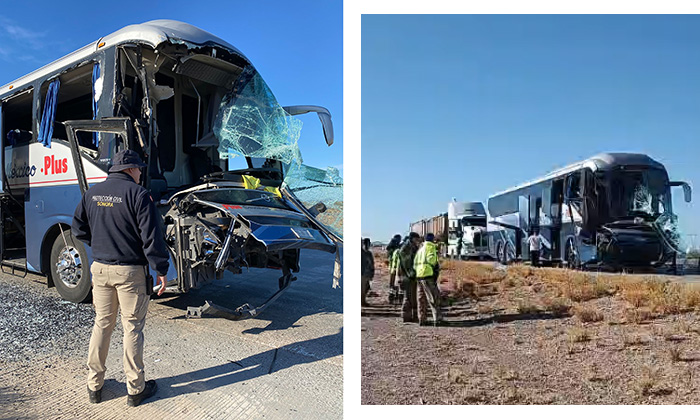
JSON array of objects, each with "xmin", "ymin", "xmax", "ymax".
[{"xmin": 409, "ymin": 213, "xmax": 448, "ymax": 242}]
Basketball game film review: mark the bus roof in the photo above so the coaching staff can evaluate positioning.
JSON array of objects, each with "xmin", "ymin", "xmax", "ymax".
[
  {"xmin": 1, "ymin": 20, "xmax": 247, "ymax": 96},
  {"xmin": 489, "ymin": 152, "xmax": 665, "ymax": 199}
]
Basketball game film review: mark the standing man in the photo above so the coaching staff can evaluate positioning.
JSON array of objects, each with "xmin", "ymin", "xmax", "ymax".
[
  {"xmin": 398, "ymin": 232, "xmax": 421, "ymax": 322},
  {"xmin": 415, "ymin": 233, "xmax": 442, "ymax": 326},
  {"xmin": 527, "ymin": 228, "xmax": 542, "ymax": 267},
  {"xmin": 72, "ymin": 150, "xmax": 169, "ymax": 407},
  {"xmin": 386, "ymin": 234, "xmax": 402, "ymax": 303},
  {"xmin": 361, "ymin": 237, "xmax": 375, "ymax": 306}
]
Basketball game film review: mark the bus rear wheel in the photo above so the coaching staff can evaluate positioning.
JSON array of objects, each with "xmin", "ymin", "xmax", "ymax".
[{"xmin": 50, "ymin": 231, "xmax": 92, "ymax": 303}]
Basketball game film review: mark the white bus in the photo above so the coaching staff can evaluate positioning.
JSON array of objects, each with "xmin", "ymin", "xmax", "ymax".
[
  {"xmin": 487, "ymin": 153, "xmax": 690, "ymax": 270},
  {"xmin": 0, "ymin": 20, "xmax": 341, "ymax": 318}
]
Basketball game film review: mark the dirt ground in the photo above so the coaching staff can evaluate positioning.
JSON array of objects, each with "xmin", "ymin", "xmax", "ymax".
[
  {"xmin": 0, "ymin": 250, "xmax": 341, "ymax": 420},
  {"xmin": 361, "ymin": 253, "xmax": 700, "ymax": 405}
]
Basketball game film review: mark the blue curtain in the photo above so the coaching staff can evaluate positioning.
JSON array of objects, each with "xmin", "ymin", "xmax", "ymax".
[
  {"xmin": 92, "ymin": 63, "xmax": 100, "ymax": 147},
  {"xmin": 37, "ymin": 79, "xmax": 60, "ymax": 148}
]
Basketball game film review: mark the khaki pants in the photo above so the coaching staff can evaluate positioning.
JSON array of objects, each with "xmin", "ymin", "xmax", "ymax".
[
  {"xmin": 418, "ymin": 276, "xmax": 442, "ymax": 323},
  {"xmin": 87, "ymin": 262, "xmax": 150, "ymax": 395}
]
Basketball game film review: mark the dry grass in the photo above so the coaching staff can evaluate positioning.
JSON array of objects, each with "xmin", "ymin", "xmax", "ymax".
[
  {"xmin": 637, "ymin": 366, "xmax": 660, "ymax": 396},
  {"xmin": 444, "ymin": 260, "xmax": 508, "ymax": 285},
  {"xmin": 625, "ymin": 308, "xmax": 654, "ymax": 324},
  {"xmin": 542, "ymin": 297, "xmax": 572, "ymax": 316},
  {"xmin": 573, "ymin": 305, "xmax": 604, "ymax": 323},
  {"xmin": 516, "ymin": 299, "xmax": 540, "ymax": 315},
  {"xmin": 623, "ymin": 333, "xmax": 652, "ymax": 347},
  {"xmin": 567, "ymin": 327, "xmax": 591, "ymax": 343},
  {"xmin": 477, "ymin": 304, "xmax": 494, "ymax": 315},
  {"xmin": 442, "ymin": 260, "xmax": 700, "ymax": 325}
]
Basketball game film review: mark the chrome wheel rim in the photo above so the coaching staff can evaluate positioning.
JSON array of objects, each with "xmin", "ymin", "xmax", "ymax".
[{"xmin": 56, "ymin": 246, "xmax": 82, "ymax": 288}]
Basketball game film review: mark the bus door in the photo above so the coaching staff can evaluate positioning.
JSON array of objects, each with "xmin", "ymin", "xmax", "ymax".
[
  {"xmin": 0, "ymin": 102, "xmax": 28, "ymax": 276},
  {"xmin": 549, "ymin": 180, "xmax": 564, "ymax": 260},
  {"xmin": 63, "ymin": 118, "xmax": 132, "ymax": 194},
  {"xmin": 518, "ymin": 195, "xmax": 529, "ymax": 258}
]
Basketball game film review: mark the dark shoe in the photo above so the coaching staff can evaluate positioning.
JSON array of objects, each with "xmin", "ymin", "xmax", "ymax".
[
  {"xmin": 127, "ymin": 380, "xmax": 157, "ymax": 407},
  {"xmin": 88, "ymin": 386, "xmax": 102, "ymax": 404}
]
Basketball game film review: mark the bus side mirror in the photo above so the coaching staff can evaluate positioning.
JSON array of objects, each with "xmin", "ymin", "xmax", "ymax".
[
  {"xmin": 283, "ymin": 105, "xmax": 334, "ymax": 146},
  {"xmin": 670, "ymin": 181, "xmax": 692, "ymax": 203}
]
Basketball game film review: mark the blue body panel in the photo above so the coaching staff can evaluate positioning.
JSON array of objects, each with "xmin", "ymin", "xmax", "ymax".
[{"xmin": 26, "ymin": 183, "xmax": 176, "ymax": 287}]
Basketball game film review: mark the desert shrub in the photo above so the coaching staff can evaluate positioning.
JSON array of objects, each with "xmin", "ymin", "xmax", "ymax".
[
  {"xmin": 625, "ymin": 308, "xmax": 654, "ymax": 324},
  {"xmin": 542, "ymin": 297, "xmax": 572, "ymax": 316},
  {"xmin": 449, "ymin": 278, "xmax": 478, "ymax": 300},
  {"xmin": 507, "ymin": 264, "xmax": 535, "ymax": 279},
  {"xmin": 516, "ymin": 299, "xmax": 540, "ymax": 314},
  {"xmin": 573, "ymin": 305, "xmax": 604, "ymax": 323}
]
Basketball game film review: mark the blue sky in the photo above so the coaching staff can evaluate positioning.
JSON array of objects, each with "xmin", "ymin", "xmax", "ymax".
[
  {"xmin": 0, "ymin": 0, "xmax": 342, "ymax": 172},
  {"xmin": 362, "ymin": 14, "xmax": 700, "ymax": 246}
]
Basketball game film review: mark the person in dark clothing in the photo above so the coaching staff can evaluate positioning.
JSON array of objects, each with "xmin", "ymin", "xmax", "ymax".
[
  {"xmin": 72, "ymin": 150, "xmax": 168, "ymax": 407},
  {"xmin": 361, "ymin": 238, "xmax": 375, "ymax": 306},
  {"xmin": 398, "ymin": 232, "xmax": 421, "ymax": 322}
]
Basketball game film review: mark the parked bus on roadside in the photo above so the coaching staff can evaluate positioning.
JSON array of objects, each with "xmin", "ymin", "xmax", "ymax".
[
  {"xmin": 0, "ymin": 20, "xmax": 342, "ymax": 318},
  {"xmin": 486, "ymin": 153, "xmax": 691, "ymax": 270}
]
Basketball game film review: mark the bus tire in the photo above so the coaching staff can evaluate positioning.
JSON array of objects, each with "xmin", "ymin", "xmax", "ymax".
[
  {"xmin": 496, "ymin": 241, "xmax": 504, "ymax": 263},
  {"xmin": 503, "ymin": 242, "xmax": 513, "ymax": 265},
  {"xmin": 50, "ymin": 232, "xmax": 92, "ymax": 303},
  {"xmin": 565, "ymin": 238, "xmax": 580, "ymax": 270}
]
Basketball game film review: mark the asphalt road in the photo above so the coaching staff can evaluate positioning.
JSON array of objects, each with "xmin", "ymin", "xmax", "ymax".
[{"xmin": 0, "ymin": 249, "xmax": 342, "ymax": 420}]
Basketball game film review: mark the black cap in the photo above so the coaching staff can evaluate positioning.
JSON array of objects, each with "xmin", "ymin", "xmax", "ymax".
[
  {"xmin": 109, "ymin": 150, "xmax": 147, "ymax": 173},
  {"xmin": 408, "ymin": 232, "xmax": 420, "ymax": 240}
]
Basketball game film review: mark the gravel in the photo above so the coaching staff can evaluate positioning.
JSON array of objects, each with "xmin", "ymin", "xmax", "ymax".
[{"xmin": 0, "ymin": 274, "xmax": 101, "ymax": 363}]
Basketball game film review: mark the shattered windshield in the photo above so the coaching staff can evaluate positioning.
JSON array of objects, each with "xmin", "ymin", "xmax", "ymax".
[
  {"xmin": 193, "ymin": 189, "xmax": 289, "ymax": 210},
  {"xmin": 212, "ymin": 66, "xmax": 343, "ymax": 237},
  {"xmin": 607, "ymin": 169, "xmax": 671, "ymax": 219}
]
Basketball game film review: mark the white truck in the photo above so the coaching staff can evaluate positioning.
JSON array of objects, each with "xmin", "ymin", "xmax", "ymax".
[{"xmin": 447, "ymin": 200, "xmax": 488, "ymax": 259}]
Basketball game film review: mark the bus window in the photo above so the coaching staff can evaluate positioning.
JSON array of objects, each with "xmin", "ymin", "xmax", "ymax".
[
  {"xmin": 40, "ymin": 64, "xmax": 94, "ymax": 146},
  {"xmin": 2, "ymin": 88, "xmax": 34, "ymax": 145},
  {"xmin": 565, "ymin": 172, "xmax": 581, "ymax": 201}
]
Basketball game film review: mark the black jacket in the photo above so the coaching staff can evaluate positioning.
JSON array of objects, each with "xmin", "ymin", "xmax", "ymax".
[
  {"xmin": 72, "ymin": 172, "xmax": 170, "ymax": 276},
  {"xmin": 361, "ymin": 248, "xmax": 375, "ymax": 278}
]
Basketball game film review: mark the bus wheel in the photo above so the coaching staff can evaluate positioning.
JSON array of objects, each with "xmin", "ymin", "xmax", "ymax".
[
  {"xmin": 503, "ymin": 242, "xmax": 513, "ymax": 265},
  {"xmin": 50, "ymin": 232, "xmax": 92, "ymax": 303},
  {"xmin": 496, "ymin": 242, "xmax": 504, "ymax": 263},
  {"xmin": 565, "ymin": 239, "xmax": 580, "ymax": 270}
]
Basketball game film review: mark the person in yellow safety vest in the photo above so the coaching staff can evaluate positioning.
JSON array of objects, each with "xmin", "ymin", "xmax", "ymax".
[
  {"xmin": 386, "ymin": 234, "xmax": 402, "ymax": 303},
  {"xmin": 414, "ymin": 232, "xmax": 443, "ymax": 326},
  {"xmin": 388, "ymin": 243, "xmax": 403, "ymax": 304}
]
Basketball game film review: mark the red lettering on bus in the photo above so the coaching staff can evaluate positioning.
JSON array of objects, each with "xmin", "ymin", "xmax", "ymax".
[{"xmin": 43, "ymin": 155, "xmax": 69, "ymax": 175}]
